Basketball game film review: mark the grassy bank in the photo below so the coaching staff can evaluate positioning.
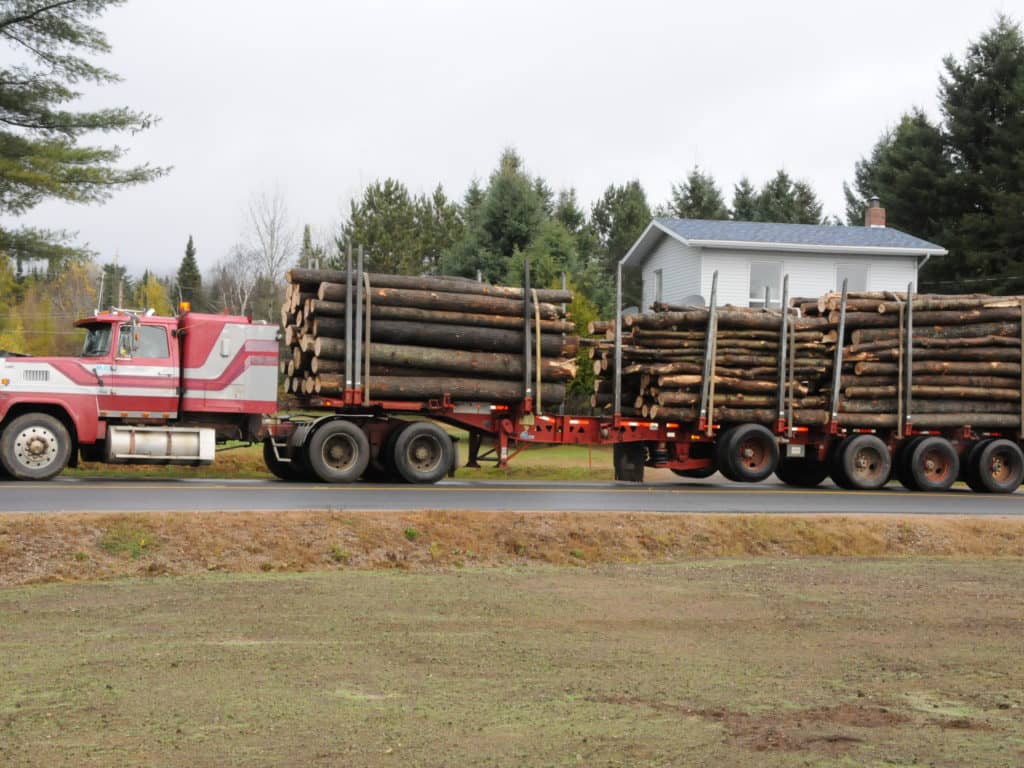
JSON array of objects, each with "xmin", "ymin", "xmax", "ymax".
[
  {"xmin": 3, "ymin": 559, "xmax": 1023, "ymax": 767},
  {"xmin": 2, "ymin": 509, "xmax": 1023, "ymax": 586}
]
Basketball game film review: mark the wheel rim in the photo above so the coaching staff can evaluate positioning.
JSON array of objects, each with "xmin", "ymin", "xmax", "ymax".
[
  {"xmin": 850, "ymin": 446, "xmax": 885, "ymax": 483},
  {"xmin": 321, "ymin": 433, "xmax": 358, "ymax": 471},
  {"xmin": 736, "ymin": 436, "xmax": 770, "ymax": 473},
  {"xmin": 13, "ymin": 425, "xmax": 59, "ymax": 471},
  {"xmin": 406, "ymin": 434, "xmax": 443, "ymax": 473},
  {"xmin": 987, "ymin": 448, "xmax": 1018, "ymax": 484},
  {"xmin": 920, "ymin": 447, "xmax": 953, "ymax": 485}
]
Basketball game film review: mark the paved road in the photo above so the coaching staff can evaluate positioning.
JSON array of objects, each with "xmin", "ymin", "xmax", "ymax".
[{"xmin": 0, "ymin": 477, "xmax": 1021, "ymax": 515}]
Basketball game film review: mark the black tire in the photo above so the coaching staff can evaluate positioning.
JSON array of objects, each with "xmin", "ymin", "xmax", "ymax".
[
  {"xmin": 305, "ymin": 420, "xmax": 370, "ymax": 483},
  {"xmin": 894, "ymin": 436, "xmax": 926, "ymax": 491},
  {"xmin": 0, "ymin": 412, "xmax": 72, "ymax": 481},
  {"xmin": 671, "ymin": 463, "xmax": 717, "ymax": 479},
  {"xmin": 775, "ymin": 457, "xmax": 830, "ymax": 488},
  {"xmin": 829, "ymin": 439, "xmax": 853, "ymax": 489},
  {"xmin": 839, "ymin": 434, "xmax": 892, "ymax": 491},
  {"xmin": 962, "ymin": 439, "xmax": 993, "ymax": 490},
  {"xmin": 718, "ymin": 424, "xmax": 778, "ymax": 483},
  {"xmin": 613, "ymin": 443, "xmax": 646, "ymax": 482},
  {"xmin": 262, "ymin": 438, "xmax": 304, "ymax": 482},
  {"xmin": 966, "ymin": 439, "xmax": 1024, "ymax": 494},
  {"xmin": 392, "ymin": 422, "xmax": 454, "ymax": 484},
  {"xmin": 714, "ymin": 427, "xmax": 739, "ymax": 481},
  {"xmin": 908, "ymin": 436, "xmax": 959, "ymax": 492}
]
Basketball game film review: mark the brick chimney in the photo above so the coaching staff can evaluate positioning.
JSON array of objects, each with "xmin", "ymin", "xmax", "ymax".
[{"xmin": 865, "ymin": 195, "xmax": 886, "ymax": 228}]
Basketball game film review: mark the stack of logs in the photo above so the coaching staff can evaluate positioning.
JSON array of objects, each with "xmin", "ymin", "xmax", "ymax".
[
  {"xmin": 280, "ymin": 268, "xmax": 578, "ymax": 405},
  {"xmin": 587, "ymin": 303, "xmax": 834, "ymax": 424},
  {"xmin": 798, "ymin": 291, "xmax": 1024, "ymax": 429}
]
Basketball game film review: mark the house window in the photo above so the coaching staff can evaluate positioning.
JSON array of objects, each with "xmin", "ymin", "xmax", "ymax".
[
  {"xmin": 749, "ymin": 261, "xmax": 782, "ymax": 309},
  {"xmin": 654, "ymin": 269, "xmax": 663, "ymax": 304},
  {"xmin": 836, "ymin": 263, "xmax": 869, "ymax": 293}
]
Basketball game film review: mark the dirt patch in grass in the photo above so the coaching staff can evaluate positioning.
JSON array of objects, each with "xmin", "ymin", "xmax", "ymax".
[
  {"xmin": 1, "ymin": 509, "xmax": 1023, "ymax": 586},
  {"xmin": 2, "ymin": 560, "xmax": 1023, "ymax": 767}
]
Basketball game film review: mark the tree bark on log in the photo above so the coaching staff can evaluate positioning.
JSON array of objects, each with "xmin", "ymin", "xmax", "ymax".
[
  {"xmin": 287, "ymin": 267, "xmax": 573, "ymax": 303},
  {"xmin": 851, "ymin": 321, "xmax": 1020, "ymax": 344},
  {"xmin": 306, "ymin": 300, "xmax": 575, "ymax": 333},
  {"xmin": 312, "ymin": 320, "xmax": 575, "ymax": 357},
  {"xmin": 840, "ymin": 398, "xmax": 1019, "ymax": 413},
  {"xmin": 316, "ymin": 375, "xmax": 565, "ymax": 404},
  {"xmin": 845, "ymin": 347, "xmax": 1021, "ymax": 363},
  {"xmin": 854, "ymin": 360, "xmax": 1022, "ymax": 376},
  {"xmin": 311, "ymin": 339, "xmax": 575, "ymax": 380},
  {"xmin": 318, "ymin": 284, "xmax": 562, "ymax": 320},
  {"xmin": 843, "ymin": 385, "xmax": 1019, "ymax": 401},
  {"xmin": 627, "ymin": 309, "xmax": 830, "ymax": 331}
]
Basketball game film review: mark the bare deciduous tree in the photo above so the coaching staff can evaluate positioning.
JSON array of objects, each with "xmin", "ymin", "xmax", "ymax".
[
  {"xmin": 243, "ymin": 184, "xmax": 296, "ymax": 319},
  {"xmin": 209, "ymin": 245, "xmax": 261, "ymax": 317}
]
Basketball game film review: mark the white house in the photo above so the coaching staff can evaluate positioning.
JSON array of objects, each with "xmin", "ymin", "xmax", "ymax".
[{"xmin": 621, "ymin": 202, "xmax": 947, "ymax": 311}]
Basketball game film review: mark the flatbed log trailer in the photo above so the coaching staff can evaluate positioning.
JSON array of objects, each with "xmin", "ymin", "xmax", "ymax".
[{"xmin": 0, "ymin": 251, "xmax": 1021, "ymax": 493}]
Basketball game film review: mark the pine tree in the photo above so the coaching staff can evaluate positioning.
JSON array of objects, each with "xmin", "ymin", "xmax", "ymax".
[
  {"xmin": 339, "ymin": 179, "xmax": 418, "ymax": 273},
  {"xmin": 731, "ymin": 177, "xmax": 758, "ymax": 220},
  {"xmin": 0, "ymin": 1, "xmax": 168, "ymax": 268},
  {"xmin": 753, "ymin": 170, "xmax": 824, "ymax": 224},
  {"xmin": 591, "ymin": 180, "xmax": 651, "ymax": 309},
  {"xmin": 845, "ymin": 16, "xmax": 1024, "ymax": 291},
  {"xmin": 176, "ymin": 235, "xmax": 202, "ymax": 309},
  {"xmin": 666, "ymin": 167, "xmax": 729, "ymax": 219}
]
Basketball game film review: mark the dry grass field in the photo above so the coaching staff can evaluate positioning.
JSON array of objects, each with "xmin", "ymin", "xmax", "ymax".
[{"xmin": 2, "ymin": 559, "xmax": 1023, "ymax": 767}]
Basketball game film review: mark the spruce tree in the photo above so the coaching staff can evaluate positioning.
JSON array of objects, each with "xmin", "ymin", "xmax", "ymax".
[
  {"xmin": 667, "ymin": 167, "xmax": 729, "ymax": 220},
  {"xmin": 0, "ymin": 1, "xmax": 168, "ymax": 267},
  {"xmin": 176, "ymin": 235, "xmax": 202, "ymax": 308},
  {"xmin": 731, "ymin": 178, "xmax": 758, "ymax": 220}
]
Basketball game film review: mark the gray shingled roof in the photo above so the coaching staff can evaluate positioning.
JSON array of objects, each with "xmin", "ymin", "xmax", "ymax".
[{"xmin": 654, "ymin": 217, "xmax": 946, "ymax": 252}]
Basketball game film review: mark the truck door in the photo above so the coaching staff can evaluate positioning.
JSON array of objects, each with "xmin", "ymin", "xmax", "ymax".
[{"xmin": 102, "ymin": 322, "xmax": 180, "ymax": 419}]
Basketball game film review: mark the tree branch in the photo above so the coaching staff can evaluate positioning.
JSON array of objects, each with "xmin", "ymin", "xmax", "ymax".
[{"xmin": 0, "ymin": 0, "xmax": 81, "ymax": 33}]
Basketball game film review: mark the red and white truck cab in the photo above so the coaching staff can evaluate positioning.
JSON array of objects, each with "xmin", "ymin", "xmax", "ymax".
[{"xmin": 0, "ymin": 309, "xmax": 279, "ymax": 480}]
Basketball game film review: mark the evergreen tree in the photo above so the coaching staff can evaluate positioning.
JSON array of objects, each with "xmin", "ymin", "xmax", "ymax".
[
  {"xmin": 440, "ymin": 149, "xmax": 545, "ymax": 283},
  {"xmin": 591, "ymin": 180, "xmax": 651, "ymax": 309},
  {"xmin": 297, "ymin": 224, "xmax": 326, "ymax": 269},
  {"xmin": 339, "ymin": 179, "xmax": 418, "ymax": 273},
  {"xmin": 666, "ymin": 167, "xmax": 729, "ymax": 219},
  {"xmin": 100, "ymin": 262, "xmax": 131, "ymax": 309},
  {"xmin": 0, "ymin": 0, "xmax": 168, "ymax": 268},
  {"xmin": 480, "ymin": 148, "xmax": 544, "ymax": 262},
  {"xmin": 176, "ymin": 235, "xmax": 203, "ymax": 309},
  {"xmin": 412, "ymin": 185, "xmax": 463, "ymax": 274},
  {"xmin": 845, "ymin": 16, "xmax": 1024, "ymax": 291},
  {"xmin": 731, "ymin": 177, "xmax": 758, "ymax": 220},
  {"xmin": 753, "ymin": 170, "xmax": 824, "ymax": 224}
]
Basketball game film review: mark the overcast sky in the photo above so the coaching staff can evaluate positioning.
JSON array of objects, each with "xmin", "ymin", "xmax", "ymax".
[{"xmin": 14, "ymin": 0, "xmax": 1017, "ymax": 274}]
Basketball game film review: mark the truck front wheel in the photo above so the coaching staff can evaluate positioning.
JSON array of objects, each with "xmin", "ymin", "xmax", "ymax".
[{"xmin": 0, "ymin": 413, "xmax": 72, "ymax": 481}]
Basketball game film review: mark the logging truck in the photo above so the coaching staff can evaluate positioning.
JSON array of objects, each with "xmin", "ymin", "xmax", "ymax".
[{"xmin": 0, "ymin": 255, "xmax": 1022, "ymax": 493}]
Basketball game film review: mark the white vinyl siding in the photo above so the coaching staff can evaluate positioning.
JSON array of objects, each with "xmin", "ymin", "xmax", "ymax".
[
  {"xmin": 699, "ymin": 250, "xmax": 918, "ymax": 307},
  {"xmin": 639, "ymin": 234, "xmax": 701, "ymax": 310},
  {"xmin": 835, "ymin": 263, "xmax": 869, "ymax": 292},
  {"xmin": 636, "ymin": 229, "xmax": 921, "ymax": 310}
]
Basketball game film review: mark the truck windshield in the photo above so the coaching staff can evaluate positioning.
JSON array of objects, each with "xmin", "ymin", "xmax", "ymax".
[{"xmin": 81, "ymin": 325, "xmax": 113, "ymax": 357}]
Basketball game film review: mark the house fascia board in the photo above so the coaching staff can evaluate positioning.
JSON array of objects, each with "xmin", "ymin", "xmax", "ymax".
[
  {"xmin": 619, "ymin": 220, "xmax": 689, "ymax": 267},
  {"xmin": 685, "ymin": 238, "xmax": 948, "ymax": 257}
]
